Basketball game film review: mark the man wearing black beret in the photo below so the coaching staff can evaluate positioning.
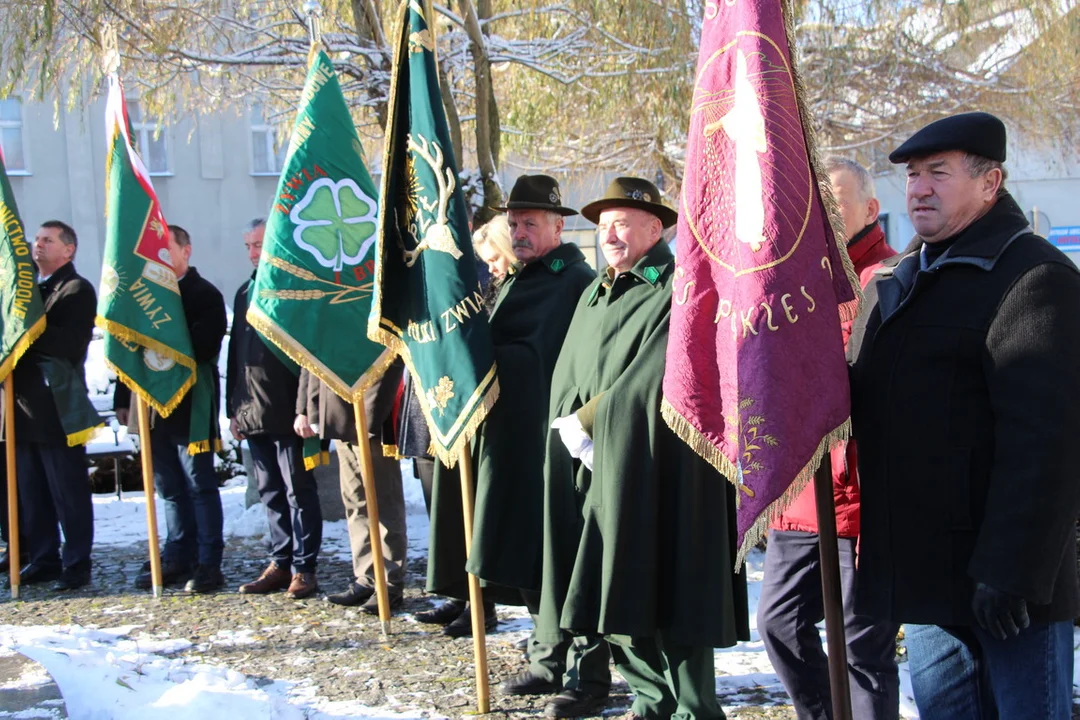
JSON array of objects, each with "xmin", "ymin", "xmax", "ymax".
[{"xmin": 848, "ymin": 111, "xmax": 1080, "ymax": 719}]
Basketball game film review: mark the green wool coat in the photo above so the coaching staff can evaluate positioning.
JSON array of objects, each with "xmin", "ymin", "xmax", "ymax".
[
  {"xmin": 537, "ymin": 241, "xmax": 749, "ymax": 647},
  {"xmin": 427, "ymin": 243, "xmax": 596, "ymax": 602}
]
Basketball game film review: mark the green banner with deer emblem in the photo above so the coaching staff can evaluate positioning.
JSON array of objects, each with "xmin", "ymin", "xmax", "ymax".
[
  {"xmin": 367, "ymin": 0, "xmax": 498, "ymax": 467},
  {"xmin": 248, "ymin": 50, "xmax": 391, "ymax": 401}
]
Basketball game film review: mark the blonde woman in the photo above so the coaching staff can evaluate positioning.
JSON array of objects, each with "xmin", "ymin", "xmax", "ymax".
[{"xmin": 472, "ymin": 214, "xmax": 516, "ymax": 311}]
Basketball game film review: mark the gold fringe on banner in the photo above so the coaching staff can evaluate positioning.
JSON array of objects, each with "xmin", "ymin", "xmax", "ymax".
[
  {"xmin": 97, "ymin": 316, "xmax": 197, "ymax": 419},
  {"xmin": 67, "ymin": 423, "xmax": 105, "ymax": 448},
  {"xmin": 661, "ymin": 397, "xmax": 852, "ymax": 570},
  {"xmin": 246, "ymin": 304, "xmax": 396, "ymax": 404},
  {"xmin": 186, "ymin": 438, "xmax": 222, "ymax": 456},
  {"xmin": 0, "ymin": 314, "xmax": 46, "ymax": 383}
]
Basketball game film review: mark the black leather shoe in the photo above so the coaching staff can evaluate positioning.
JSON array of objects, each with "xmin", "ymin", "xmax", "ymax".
[
  {"xmin": 326, "ymin": 582, "xmax": 375, "ymax": 607},
  {"xmin": 18, "ymin": 562, "xmax": 62, "ymax": 585},
  {"xmin": 443, "ymin": 602, "xmax": 497, "ymax": 638},
  {"xmin": 135, "ymin": 560, "xmax": 192, "ymax": 589},
  {"xmin": 184, "ymin": 565, "xmax": 224, "ymax": 594},
  {"xmin": 54, "ymin": 564, "xmax": 91, "ymax": 591},
  {"xmin": 500, "ymin": 671, "xmax": 560, "ymax": 696},
  {"xmin": 544, "ymin": 689, "xmax": 608, "ymax": 718},
  {"xmin": 414, "ymin": 599, "xmax": 466, "ymax": 625},
  {"xmin": 359, "ymin": 590, "xmax": 403, "ymax": 616}
]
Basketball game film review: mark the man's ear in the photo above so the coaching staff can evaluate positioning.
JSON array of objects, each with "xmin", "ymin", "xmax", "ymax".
[{"xmin": 866, "ymin": 196, "xmax": 881, "ymax": 225}]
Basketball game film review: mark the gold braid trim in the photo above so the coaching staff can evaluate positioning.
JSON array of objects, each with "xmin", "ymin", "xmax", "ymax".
[
  {"xmin": 67, "ymin": 423, "xmax": 105, "ymax": 448},
  {"xmin": 661, "ymin": 397, "xmax": 851, "ymax": 570},
  {"xmin": 246, "ymin": 306, "xmax": 396, "ymax": 402},
  {"xmin": 303, "ymin": 450, "xmax": 330, "ymax": 471},
  {"xmin": 781, "ymin": 0, "xmax": 861, "ymax": 324},
  {"xmin": 369, "ymin": 319, "xmax": 500, "ymax": 469},
  {"xmin": 382, "ymin": 443, "xmax": 403, "ymax": 460},
  {"xmin": 0, "ymin": 314, "xmax": 46, "ymax": 382},
  {"xmin": 186, "ymin": 438, "xmax": 222, "ymax": 456},
  {"xmin": 98, "ymin": 317, "xmax": 197, "ymax": 418}
]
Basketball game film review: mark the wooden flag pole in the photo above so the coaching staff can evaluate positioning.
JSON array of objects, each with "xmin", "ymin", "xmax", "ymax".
[
  {"xmin": 813, "ymin": 459, "xmax": 853, "ymax": 720},
  {"xmin": 352, "ymin": 401, "xmax": 393, "ymax": 637},
  {"xmin": 136, "ymin": 396, "xmax": 164, "ymax": 598},
  {"xmin": 458, "ymin": 440, "xmax": 491, "ymax": 714},
  {"xmin": 5, "ymin": 375, "xmax": 21, "ymax": 599}
]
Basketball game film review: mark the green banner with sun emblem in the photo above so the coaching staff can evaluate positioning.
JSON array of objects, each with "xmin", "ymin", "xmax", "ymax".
[
  {"xmin": 367, "ymin": 1, "xmax": 498, "ymax": 467},
  {"xmin": 248, "ymin": 50, "xmax": 392, "ymax": 400}
]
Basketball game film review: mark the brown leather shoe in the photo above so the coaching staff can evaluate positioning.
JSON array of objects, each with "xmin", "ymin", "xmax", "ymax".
[
  {"xmin": 239, "ymin": 562, "xmax": 291, "ymax": 594},
  {"xmin": 286, "ymin": 572, "xmax": 318, "ymax": 600}
]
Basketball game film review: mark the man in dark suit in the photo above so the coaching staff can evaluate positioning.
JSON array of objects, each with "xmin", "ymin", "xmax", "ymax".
[
  {"xmin": 228, "ymin": 219, "xmax": 323, "ymax": 600},
  {"xmin": 117, "ymin": 225, "xmax": 228, "ymax": 594},
  {"xmin": 14, "ymin": 220, "xmax": 98, "ymax": 590},
  {"xmin": 850, "ymin": 112, "xmax": 1080, "ymax": 720}
]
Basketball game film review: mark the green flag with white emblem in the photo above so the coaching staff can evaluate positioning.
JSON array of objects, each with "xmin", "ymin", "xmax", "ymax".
[
  {"xmin": 367, "ymin": 1, "xmax": 498, "ymax": 467},
  {"xmin": 0, "ymin": 147, "xmax": 46, "ymax": 382},
  {"xmin": 248, "ymin": 50, "xmax": 391, "ymax": 399}
]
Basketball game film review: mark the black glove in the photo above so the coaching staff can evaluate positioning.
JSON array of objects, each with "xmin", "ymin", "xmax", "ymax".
[{"xmin": 971, "ymin": 582, "xmax": 1030, "ymax": 640}]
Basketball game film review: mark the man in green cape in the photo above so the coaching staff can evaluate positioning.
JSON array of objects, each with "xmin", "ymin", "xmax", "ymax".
[
  {"xmin": 424, "ymin": 175, "xmax": 609, "ymax": 701},
  {"xmin": 539, "ymin": 178, "xmax": 749, "ymax": 719}
]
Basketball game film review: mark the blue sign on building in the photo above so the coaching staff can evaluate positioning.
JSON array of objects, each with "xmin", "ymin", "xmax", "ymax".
[{"xmin": 1049, "ymin": 227, "xmax": 1080, "ymax": 249}]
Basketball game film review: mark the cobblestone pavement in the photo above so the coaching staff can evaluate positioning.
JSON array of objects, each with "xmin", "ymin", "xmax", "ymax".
[{"xmin": 0, "ymin": 536, "xmax": 797, "ymax": 719}]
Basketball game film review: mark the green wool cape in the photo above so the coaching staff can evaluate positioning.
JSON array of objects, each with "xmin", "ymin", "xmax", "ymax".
[
  {"xmin": 537, "ymin": 241, "xmax": 750, "ymax": 647},
  {"xmin": 427, "ymin": 243, "xmax": 595, "ymax": 602}
]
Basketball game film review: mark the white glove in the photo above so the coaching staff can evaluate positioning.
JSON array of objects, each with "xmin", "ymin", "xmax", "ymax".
[{"xmin": 552, "ymin": 414, "xmax": 594, "ymax": 469}]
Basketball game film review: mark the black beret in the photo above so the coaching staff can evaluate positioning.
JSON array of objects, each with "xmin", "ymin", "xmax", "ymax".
[{"xmin": 889, "ymin": 112, "xmax": 1007, "ymax": 164}]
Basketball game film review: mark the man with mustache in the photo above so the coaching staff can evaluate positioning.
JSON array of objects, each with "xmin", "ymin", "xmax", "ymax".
[
  {"xmin": 849, "ymin": 112, "xmax": 1080, "ymax": 720},
  {"xmin": 423, "ymin": 175, "xmax": 608, "ymax": 706}
]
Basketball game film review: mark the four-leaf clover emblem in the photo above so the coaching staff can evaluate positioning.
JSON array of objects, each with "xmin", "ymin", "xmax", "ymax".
[{"xmin": 290, "ymin": 178, "xmax": 378, "ymax": 271}]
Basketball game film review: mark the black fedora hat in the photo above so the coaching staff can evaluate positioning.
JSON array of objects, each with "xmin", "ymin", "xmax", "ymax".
[
  {"xmin": 495, "ymin": 174, "xmax": 578, "ymax": 216},
  {"xmin": 580, "ymin": 177, "xmax": 678, "ymax": 228}
]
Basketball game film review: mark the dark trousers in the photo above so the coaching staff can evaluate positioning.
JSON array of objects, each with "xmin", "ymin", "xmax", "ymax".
[
  {"xmin": 151, "ymin": 427, "xmax": 223, "ymax": 567},
  {"xmin": 415, "ymin": 458, "xmax": 435, "ymax": 515},
  {"xmin": 758, "ymin": 530, "xmax": 899, "ymax": 720},
  {"xmin": 16, "ymin": 442, "xmax": 92, "ymax": 570},
  {"xmin": 248, "ymin": 434, "xmax": 322, "ymax": 572},
  {"xmin": 522, "ymin": 588, "xmax": 611, "ymax": 696},
  {"xmin": 610, "ymin": 633, "xmax": 721, "ymax": 720}
]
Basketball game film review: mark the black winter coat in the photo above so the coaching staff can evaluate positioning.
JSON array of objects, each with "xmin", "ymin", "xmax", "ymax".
[
  {"xmin": 13, "ymin": 262, "xmax": 96, "ymax": 444},
  {"xmin": 115, "ymin": 266, "xmax": 227, "ymax": 439},
  {"xmin": 849, "ymin": 193, "xmax": 1080, "ymax": 626},
  {"xmin": 226, "ymin": 272, "xmax": 302, "ymax": 436}
]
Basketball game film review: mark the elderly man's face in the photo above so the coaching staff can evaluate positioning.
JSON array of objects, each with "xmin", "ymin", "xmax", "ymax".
[
  {"xmin": 829, "ymin": 169, "xmax": 879, "ymax": 242},
  {"xmin": 597, "ymin": 207, "xmax": 662, "ymax": 274},
  {"xmin": 507, "ymin": 209, "xmax": 562, "ymax": 263},
  {"xmin": 906, "ymin": 150, "xmax": 1001, "ymax": 243}
]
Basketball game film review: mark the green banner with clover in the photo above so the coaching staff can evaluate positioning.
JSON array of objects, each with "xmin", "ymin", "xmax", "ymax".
[
  {"xmin": 367, "ymin": 1, "xmax": 498, "ymax": 467},
  {"xmin": 248, "ymin": 50, "xmax": 392, "ymax": 401}
]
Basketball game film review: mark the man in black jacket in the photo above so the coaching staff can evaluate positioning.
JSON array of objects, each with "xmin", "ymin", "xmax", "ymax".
[
  {"xmin": 117, "ymin": 225, "xmax": 228, "ymax": 593},
  {"xmin": 849, "ymin": 112, "xmax": 1080, "ymax": 720},
  {"xmin": 14, "ymin": 220, "xmax": 98, "ymax": 590},
  {"xmin": 227, "ymin": 219, "xmax": 322, "ymax": 600}
]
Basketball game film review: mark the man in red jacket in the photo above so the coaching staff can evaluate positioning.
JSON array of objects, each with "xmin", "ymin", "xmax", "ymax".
[{"xmin": 757, "ymin": 157, "xmax": 899, "ymax": 720}]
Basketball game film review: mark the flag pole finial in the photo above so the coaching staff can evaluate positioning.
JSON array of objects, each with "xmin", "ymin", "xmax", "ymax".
[
  {"xmin": 101, "ymin": 23, "xmax": 120, "ymax": 76},
  {"xmin": 303, "ymin": 1, "xmax": 323, "ymax": 48}
]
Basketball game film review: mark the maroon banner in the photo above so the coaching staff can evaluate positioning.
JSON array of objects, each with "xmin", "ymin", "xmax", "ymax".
[{"xmin": 662, "ymin": 0, "xmax": 860, "ymax": 565}]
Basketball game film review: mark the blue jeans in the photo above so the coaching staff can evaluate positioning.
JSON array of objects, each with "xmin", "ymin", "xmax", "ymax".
[
  {"xmin": 151, "ymin": 427, "xmax": 223, "ymax": 567},
  {"xmin": 905, "ymin": 621, "xmax": 1073, "ymax": 720}
]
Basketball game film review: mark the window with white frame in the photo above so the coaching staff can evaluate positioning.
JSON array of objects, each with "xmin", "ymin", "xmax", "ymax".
[
  {"xmin": 0, "ymin": 98, "xmax": 28, "ymax": 173},
  {"xmin": 125, "ymin": 100, "xmax": 170, "ymax": 175},
  {"xmin": 251, "ymin": 103, "xmax": 287, "ymax": 175}
]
